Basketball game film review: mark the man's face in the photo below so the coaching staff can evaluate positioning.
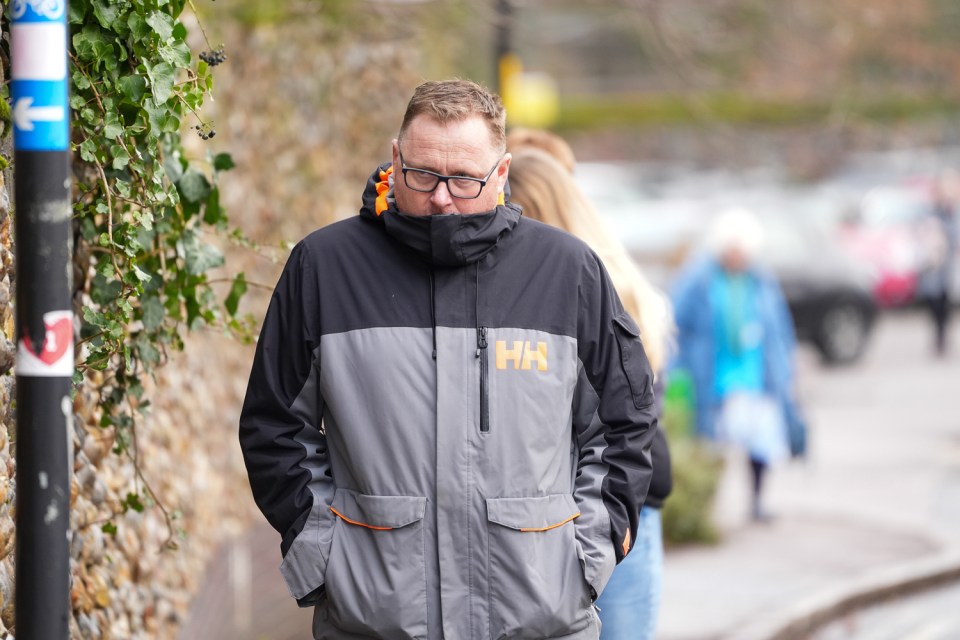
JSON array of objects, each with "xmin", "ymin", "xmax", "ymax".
[{"xmin": 392, "ymin": 115, "xmax": 511, "ymax": 216}]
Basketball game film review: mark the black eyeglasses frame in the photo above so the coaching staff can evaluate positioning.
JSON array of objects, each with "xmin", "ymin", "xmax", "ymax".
[{"xmin": 397, "ymin": 149, "xmax": 504, "ymax": 200}]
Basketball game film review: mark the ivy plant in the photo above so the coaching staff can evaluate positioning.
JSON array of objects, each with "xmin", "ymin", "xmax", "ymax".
[{"xmin": 51, "ymin": 0, "xmax": 249, "ymax": 545}]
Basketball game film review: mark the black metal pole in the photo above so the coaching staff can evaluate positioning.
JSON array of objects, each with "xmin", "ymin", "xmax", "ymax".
[
  {"xmin": 11, "ymin": 1, "xmax": 72, "ymax": 638},
  {"xmin": 494, "ymin": 0, "xmax": 513, "ymax": 95}
]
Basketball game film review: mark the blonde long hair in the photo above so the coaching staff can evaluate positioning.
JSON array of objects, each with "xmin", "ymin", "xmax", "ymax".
[{"xmin": 508, "ymin": 147, "xmax": 674, "ymax": 373}]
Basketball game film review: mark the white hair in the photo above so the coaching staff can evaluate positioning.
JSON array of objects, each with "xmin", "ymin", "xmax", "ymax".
[{"xmin": 706, "ymin": 207, "xmax": 765, "ymax": 261}]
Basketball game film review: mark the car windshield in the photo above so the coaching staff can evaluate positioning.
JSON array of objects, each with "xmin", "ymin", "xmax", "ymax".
[{"xmin": 858, "ymin": 187, "xmax": 930, "ymax": 228}]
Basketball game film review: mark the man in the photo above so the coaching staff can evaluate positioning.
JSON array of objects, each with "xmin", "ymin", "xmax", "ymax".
[
  {"xmin": 239, "ymin": 79, "xmax": 656, "ymax": 640},
  {"xmin": 917, "ymin": 172, "xmax": 958, "ymax": 356}
]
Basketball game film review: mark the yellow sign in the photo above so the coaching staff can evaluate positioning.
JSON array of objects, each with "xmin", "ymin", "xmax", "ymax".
[{"xmin": 499, "ymin": 55, "xmax": 559, "ymax": 129}]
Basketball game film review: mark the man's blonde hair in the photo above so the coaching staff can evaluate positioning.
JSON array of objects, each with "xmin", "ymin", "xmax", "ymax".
[
  {"xmin": 399, "ymin": 79, "xmax": 507, "ymax": 153},
  {"xmin": 508, "ymin": 147, "xmax": 675, "ymax": 373}
]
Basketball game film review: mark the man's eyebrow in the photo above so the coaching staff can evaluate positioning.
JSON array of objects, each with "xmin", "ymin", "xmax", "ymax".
[
  {"xmin": 409, "ymin": 161, "xmax": 483, "ymax": 179},
  {"xmin": 403, "ymin": 156, "xmax": 441, "ymax": 174}
]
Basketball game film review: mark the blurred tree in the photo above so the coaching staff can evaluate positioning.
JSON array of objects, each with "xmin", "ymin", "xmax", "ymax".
[
  {"xmin": 191, "ymin": 0, "xmax": 481, "ymax": 245},
  {"xmin": 502, "ymin": 0, "xmax": 960, "ymax": 122}
]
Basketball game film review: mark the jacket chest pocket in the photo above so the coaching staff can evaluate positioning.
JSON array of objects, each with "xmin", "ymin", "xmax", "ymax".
[
  {"xmin": 613, "ymin": 312, "xmax": 653, "ymax": 409},
  {"xmin": 485, "ymin": 494, "xmax": 592, "ymax": 639},
  {"xmin": 324, "ymin": 490, "xmax": 428, "ymax": 639}
]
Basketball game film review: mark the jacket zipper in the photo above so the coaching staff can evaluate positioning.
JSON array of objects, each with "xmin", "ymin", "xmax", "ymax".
[{"xmin": 478, "ymin": 326, "xmax": 490, "ymax": 433}]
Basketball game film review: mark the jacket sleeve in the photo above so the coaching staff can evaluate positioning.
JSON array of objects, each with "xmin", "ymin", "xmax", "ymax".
[
  {"xmin": 644, "ymin": 377, "xmax": 673, "ymax": 508},
  {"xmin": 239, "ymin": 241, "xmax": 335, "ymax": 604},
  {"xmin": 571, "ymin": 254, "xmax": 657, "ymax": 597}
]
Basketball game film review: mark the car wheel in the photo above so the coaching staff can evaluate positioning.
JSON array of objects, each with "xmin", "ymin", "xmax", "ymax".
[{"xmin": 816, "ymin": 301, "xmax": 869, "ymax": 365}]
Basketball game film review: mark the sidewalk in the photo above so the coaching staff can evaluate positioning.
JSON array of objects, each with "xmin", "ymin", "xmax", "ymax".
[{"xmin": 656, "ymin": 311, "xmax": 960, "ymax": 640}]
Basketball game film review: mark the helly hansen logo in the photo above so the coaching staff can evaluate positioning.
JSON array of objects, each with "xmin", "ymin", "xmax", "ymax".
[{"xmin": 495, "ymin": 340, "xmax": 548, "ymax": 371}]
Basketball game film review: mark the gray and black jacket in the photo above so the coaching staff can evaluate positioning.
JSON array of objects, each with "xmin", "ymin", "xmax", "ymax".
[{"xmin": 239, "ymin": 164, "xmax": 658, "ymax": 640}]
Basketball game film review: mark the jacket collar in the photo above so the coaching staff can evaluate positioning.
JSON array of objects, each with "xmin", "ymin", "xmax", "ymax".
[{"xmin": 359, "ymin": 162, "xmax": 522, "ymax": 267}]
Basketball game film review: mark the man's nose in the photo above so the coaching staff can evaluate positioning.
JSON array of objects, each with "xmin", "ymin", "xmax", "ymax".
[{"xmin": 430, "ymin": 181, "xmax": 455, "ymax": 208}]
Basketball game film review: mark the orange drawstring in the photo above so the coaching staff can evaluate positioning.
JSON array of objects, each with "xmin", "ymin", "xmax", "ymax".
[{"xmin": 375, "ymin": 165, "xmax": 394, "ymax": 216}]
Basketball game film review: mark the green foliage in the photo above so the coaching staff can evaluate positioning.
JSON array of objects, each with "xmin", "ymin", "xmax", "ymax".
[
  {"xmin": 62, "ymin": 0, "xmax": 251, "ymax": 536},
  {"xmin": 0, "ymin": 86, "xmax": 11, "ymax": 139},
  {"xmin": 556, "ymin": 92, "xmax": 960, "ymax": 131},
  {"xmin": 660, "ymin": 370, "xmax": 724, "ymax": 546},
  {"xmin": 661, "ymin": 438, "xmax": 724, "ymax": 546},
  {"xmin": 926, "ymin": 0, "xmax": 960, "ymax": 43}
]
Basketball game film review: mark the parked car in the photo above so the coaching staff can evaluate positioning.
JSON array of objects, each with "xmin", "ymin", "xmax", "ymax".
[
  {"xmin": 833, "ymin": 184, "xmax": 930, "ymax": 308},
  {"xmin": 758, "ymin": 217, "xmax": 878, "ymax": 365},
  {"xmin": 831, "ymin": 179, "xmax": 960, "ymax": 308},
  {"xmin": 574, "ymin": 163, "xmax": 878, "ymax": 364}
]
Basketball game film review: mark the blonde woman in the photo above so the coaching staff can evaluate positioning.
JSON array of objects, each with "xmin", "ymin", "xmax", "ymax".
[{"xmin": 508, "ymin": 145, "xmax": 674, "ymax": 640}]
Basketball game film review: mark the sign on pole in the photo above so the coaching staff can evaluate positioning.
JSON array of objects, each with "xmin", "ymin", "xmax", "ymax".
[{"xmin": 11, "ymin": 0, "xmax": 73, "ymax": 637}]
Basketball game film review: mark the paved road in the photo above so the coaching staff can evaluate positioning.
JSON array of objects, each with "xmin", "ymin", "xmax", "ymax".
[
  {"xmin": 813, "ymin": 580, "xmax": 960, "ymax": 640},
  {"xmin": 658, "ymin": 308, "xmax": 960, "ymax": 639},
  {"xmin": 181, "ymin": 309, "xmax": 960, "ymax": 640}
]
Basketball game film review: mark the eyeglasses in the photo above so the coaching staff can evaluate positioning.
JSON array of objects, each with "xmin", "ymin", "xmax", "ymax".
[{"xmin": 398, "ymin": 150, "xmax": 504, "ymax": 199}]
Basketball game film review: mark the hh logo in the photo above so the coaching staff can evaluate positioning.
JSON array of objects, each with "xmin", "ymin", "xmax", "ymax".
[{"xmin": 495, "ymin": 340, "xmax": 548, "ymax": 371}]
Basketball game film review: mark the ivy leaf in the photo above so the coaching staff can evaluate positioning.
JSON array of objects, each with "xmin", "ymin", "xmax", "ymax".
[
  {"xmin": 144, "ymin": 97, "xmax": 178, "ymax": 137},
  {"xmin": 225, "ymin": 272, "xmax": 247, "ymax": 316},
  {"xmin": 68, "ymin": 2, "xmax": 85, "ymax": 24},
  {"xmin": 110, "ymin": 145, "xmax": 131, "ymax": 170},
  {"xmin": 127, "ymin": 12, "xmax": 151, "ymax": 40},
  {"xmin": 203, "ymin": 186, "xmax": 224, "ymax": 225},
  {"xmin": 72, "ymin": 69, "xmax": 91, "ymax": 91},
  {"xmin": 136, "ymin": 334, "xmax": 161, "ymax": 367},
  {"xmin": 118, "ymin": 75, "xmax": 147, "ymax": 104},
  {"xmin": 161, "ymin": 111, "xmax": 180, "ymax": 133},
  {"xmin": 123, "ymin": 492, "xmax": 145, "ymax": 513},
  {"xmin": 102, "ymin": 522, "xmax": 118, "ymax": 536},
  {"xmin": 177, "ymin": 169, "xmax": 211, "ymax": 204},
  {"xmin": 181, "ymin": 231, "xmax": 225, "ymax": 275},
  {"xmin": 133, "ymin": 265, "xmax": 153, "ymax": 284},
  {"xmin": 72, "ymin": 25, "xmax": 114, "ymax": 69},
  {"xmin": 146, "ymin": 11, "xmax": 175, "ymax": 41},
  {"xmin": 146, "ymin": 61, "xmax": 176, "ymax": 103},
  {"xmin": 162, "ymin": 155, "xmax": 185, "ymax": 187},
  {"xmin": 103, "ymin": 114, "xmax": 124, "ymax": 140},
  {"xmin": 159, "ymin": 41, "xmax": 191, "ymax": 68},
  {"xmin": 141, "ymin": 295, "xmax": 165, "ymax": 330},
  {"xmin": 78, "ymin": 139, "xmax": 98, "ymax": 163},
  {"xmin": 92, "ymin": 0, "xmax": 120, "ymax": 29},
  {"xmin": 213, "ymin": 153, "xmax": 236, "ymax": 172},
  {"xmin": 90, "ymin": 274, "xmax": 123, "ymax": 305}
]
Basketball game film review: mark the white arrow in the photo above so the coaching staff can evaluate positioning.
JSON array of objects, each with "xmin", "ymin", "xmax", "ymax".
[{"xmin": 13, "ymin": 96, "xmax": 64, "ymax": 132}]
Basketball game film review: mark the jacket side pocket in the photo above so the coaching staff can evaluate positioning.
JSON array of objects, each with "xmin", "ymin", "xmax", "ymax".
[
  {"xmin": 486, "ymin": 494, "xmax": 592, "ymax": 640},
  {"xmin": 280, "ymin": 497, "xmax": 336, "ymax": 606},
  {"xmin": 323, "ymin": 490, "xmax": 428, "ymax": 640}
]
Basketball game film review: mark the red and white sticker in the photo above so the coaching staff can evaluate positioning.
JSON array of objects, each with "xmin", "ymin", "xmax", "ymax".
[{"xmin": 17, "ymin": 310, "xmax": 73, "ymax": 377}]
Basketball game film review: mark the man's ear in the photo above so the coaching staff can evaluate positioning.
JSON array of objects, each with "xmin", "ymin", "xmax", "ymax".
[
  {"xmin": 391, "ymin": 139, "xmax": 400, "ymax": 168},
  {"xmin": 497, "ymin": 153, "xmax": 512, "ymax": 192}
]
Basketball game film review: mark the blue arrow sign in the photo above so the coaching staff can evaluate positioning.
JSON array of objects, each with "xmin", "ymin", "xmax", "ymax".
[
  {"xmin": 11, "ymin": 80, "xmax": 68, "ymax": 152},
  {"xmin": 11, "ymin": 3, "xmax": 69, "ymax": 152}
]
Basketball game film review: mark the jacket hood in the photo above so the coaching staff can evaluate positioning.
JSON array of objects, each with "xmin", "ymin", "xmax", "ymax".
[{"xmin": 359, "ymin": 162, "xmax": 522, "ymax": 267}]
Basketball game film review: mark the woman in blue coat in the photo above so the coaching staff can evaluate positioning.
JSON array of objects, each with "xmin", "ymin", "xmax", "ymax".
[{"xmin": 670, "ymin": 208, "xmax": 800, "ymax": 521}]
